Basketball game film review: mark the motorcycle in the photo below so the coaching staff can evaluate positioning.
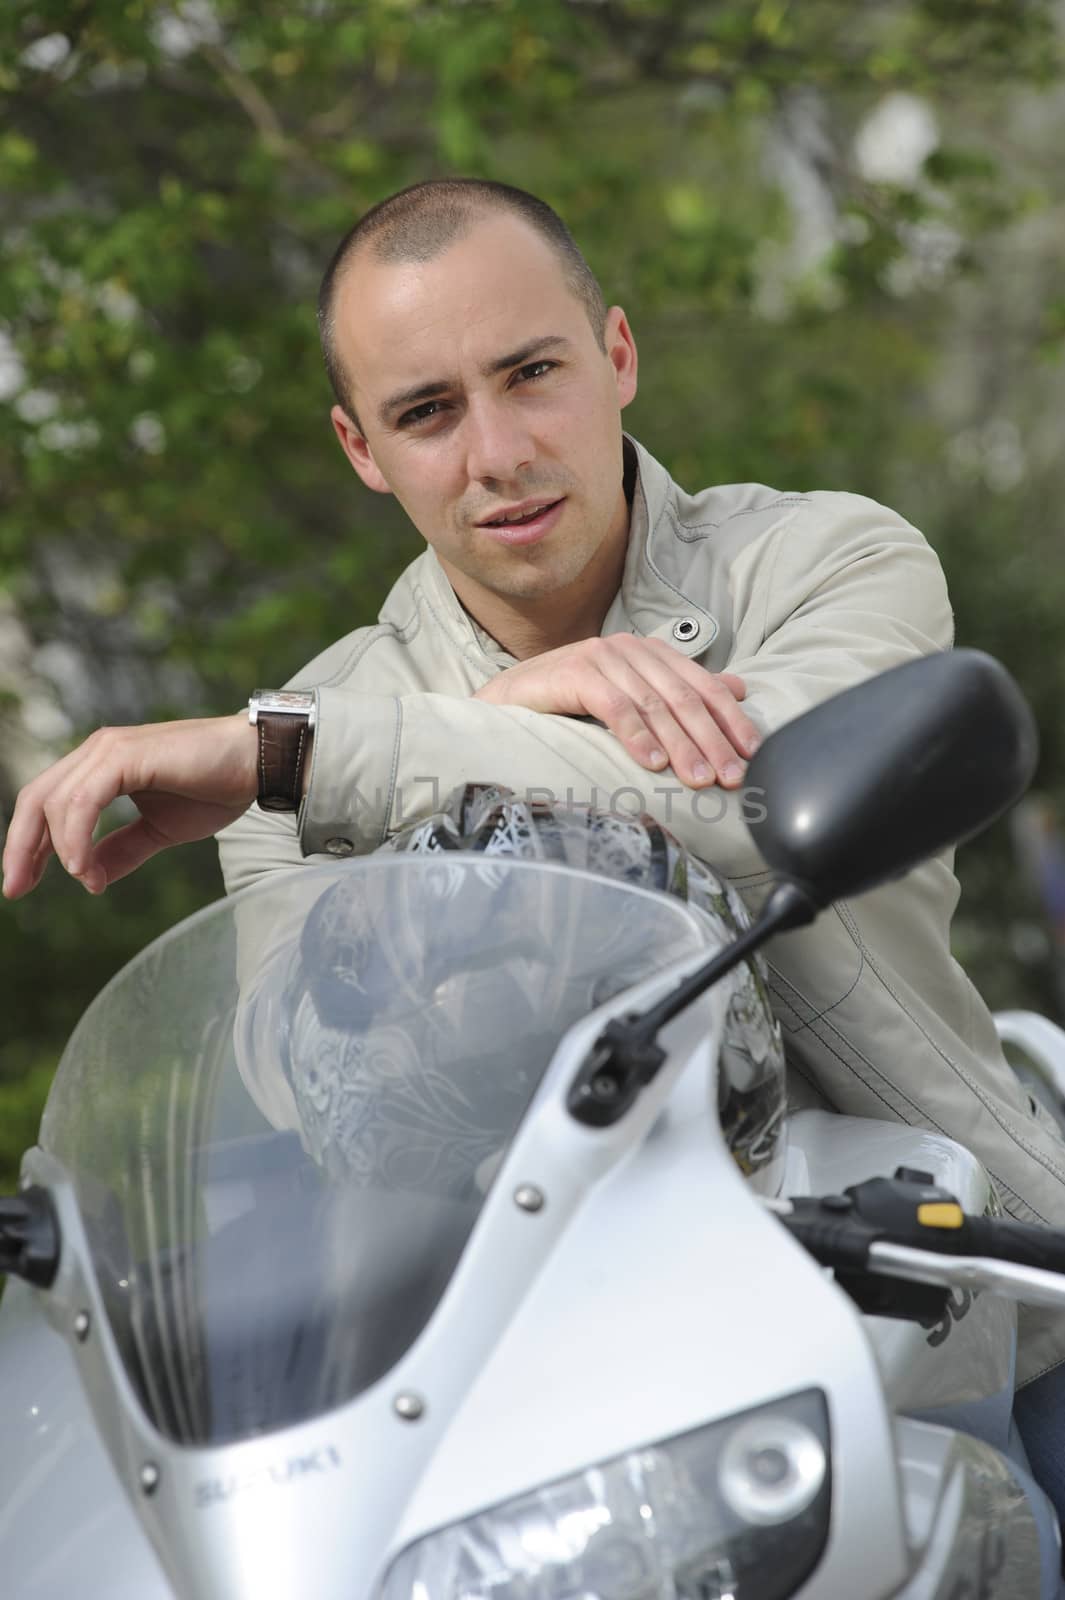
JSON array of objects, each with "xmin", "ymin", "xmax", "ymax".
[{"xmin": 3, "ymin": 649, "xmax": 1065, "ymax": 1599}]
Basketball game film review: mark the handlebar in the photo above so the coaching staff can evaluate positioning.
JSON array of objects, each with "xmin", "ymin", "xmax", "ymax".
[{"xmin": 771, "ymin": 1167, "xmax": 1065, "ymax": 1320}]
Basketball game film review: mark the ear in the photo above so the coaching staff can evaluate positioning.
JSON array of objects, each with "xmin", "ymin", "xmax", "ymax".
[
  {"xmin": 330, "ymin": 406, "xmax": 393, "ymax": 495},
  {"xmin": 603, "ymin": 306, "xmax": 638, "ymax": 411}
]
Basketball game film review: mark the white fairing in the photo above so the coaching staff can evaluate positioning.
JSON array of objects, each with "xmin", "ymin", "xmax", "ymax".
[
  {"xmin": 0, "ymin": 856, "xmax": 1056, "ymax": 1599},
  {"xmin": 784, "ymin": 1112, "xmax": 1016, "ymax": 1415},
  {"xmin": 391, "ymin": 1022, "xmax": 910, "ymax": 1599},
  {"xmin": 995, "ymin": 1012, "xmax": 1065, "ymax": 1104},
  {"xmin": 0, "ymin": 1277, "xmax": 168, "ymax": 1597}
]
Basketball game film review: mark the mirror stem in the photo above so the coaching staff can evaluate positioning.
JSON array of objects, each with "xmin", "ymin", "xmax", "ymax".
[
  {"xmin": 640, "ymin": 879, "xmax": 817, "ymax": 1034},
  {"xmin": 568, "ymin": 880, "xmax": 817, "ymax": 1127}
]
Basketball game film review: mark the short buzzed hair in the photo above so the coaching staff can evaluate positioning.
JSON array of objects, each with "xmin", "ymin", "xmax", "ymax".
[{"xmin": 317, "ymin": 178, "xmax": 608, "ymax": 432}]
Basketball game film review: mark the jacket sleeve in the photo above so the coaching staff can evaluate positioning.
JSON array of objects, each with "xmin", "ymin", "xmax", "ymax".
[{"xmin": 218, "ymin": 494, "xmax": 952, "ymax": 894}]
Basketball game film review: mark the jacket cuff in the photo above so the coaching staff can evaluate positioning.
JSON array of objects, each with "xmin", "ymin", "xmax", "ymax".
[{"xmin": 298, "ymin": 688, "xmax": 402, "ymax": 857}]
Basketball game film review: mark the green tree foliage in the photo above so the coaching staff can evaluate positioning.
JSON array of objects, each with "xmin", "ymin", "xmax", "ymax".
[{"xmin": 1, "ymin": 0, "xmax": 1064, "ymax": 1184}]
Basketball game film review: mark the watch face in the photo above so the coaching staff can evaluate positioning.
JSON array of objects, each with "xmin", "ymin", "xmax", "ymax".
[{"xmin": 251, "ymin": 690, "xmax": 315, "ymax": 720}]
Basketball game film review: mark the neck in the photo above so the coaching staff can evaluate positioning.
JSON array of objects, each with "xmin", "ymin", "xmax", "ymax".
[
  {"xmin": 478, "ymin": 576, "xmax": 622, "ymax": 661},
  {"xmin": 447, "ymin": 495, "xmax": 632, "ymax": 662}
]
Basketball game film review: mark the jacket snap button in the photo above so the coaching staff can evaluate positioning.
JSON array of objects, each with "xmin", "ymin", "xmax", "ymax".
[
  {"xmin": 673, "ymin": 617, "xmax": 699, "ymax": 642},
  {"xmin": 325, "ymin": 836, "xmax": 354, "ymax": 857}
]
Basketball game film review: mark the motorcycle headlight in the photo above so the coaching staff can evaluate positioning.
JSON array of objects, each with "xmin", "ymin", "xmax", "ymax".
[{"xmin": 380, "ymin": 1390, "xmax": 830, "ymax": 1600}]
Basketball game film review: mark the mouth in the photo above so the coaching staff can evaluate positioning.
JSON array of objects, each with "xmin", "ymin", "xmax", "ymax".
[{"xmin": 477, "ymin": 498, "xmax": 565, "ymax": 547}]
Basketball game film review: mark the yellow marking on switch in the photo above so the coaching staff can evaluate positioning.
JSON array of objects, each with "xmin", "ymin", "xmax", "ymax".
[{"xmin": 917, "ymin": 1202, "xmax": 964, "ymax": 1229}]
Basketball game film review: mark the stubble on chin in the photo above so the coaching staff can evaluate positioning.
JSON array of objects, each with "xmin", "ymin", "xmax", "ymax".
[{"xmin": 480, "ymin": 529, "xmax": 599, "ymax": 602}]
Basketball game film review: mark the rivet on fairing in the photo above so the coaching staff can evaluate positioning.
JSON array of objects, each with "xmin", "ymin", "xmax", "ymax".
[
  {"xmin": 514, "ymin": 1184, "xmax": 545, "ymax": 1213},
  {"xmin": 394, "ymin": 1392, "xmax": 426, "ymax": 1422}
]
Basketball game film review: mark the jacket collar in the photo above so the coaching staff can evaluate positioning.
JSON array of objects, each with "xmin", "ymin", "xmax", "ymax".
[
  {"xmin": 384, "ymin": 431, "xmax": 717, "ymax": 665},
  {"xmin": 604, "ymin": 434, "xmax": 718, "ymax": 656}
]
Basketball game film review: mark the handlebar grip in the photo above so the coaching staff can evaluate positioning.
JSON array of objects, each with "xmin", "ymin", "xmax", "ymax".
[
  {"xmin": 963, "ymin": 1216, "xmax": 1065, "ymax": 1276},
  {"xmin": 782, "ymin": 1214, "xmax": 878, "ymax": 1271}
]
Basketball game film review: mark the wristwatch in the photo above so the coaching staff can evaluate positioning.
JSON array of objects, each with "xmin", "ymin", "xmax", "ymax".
[{"xmin": 248, "ymin": 690, "xmax": 316, "ymax": 812}]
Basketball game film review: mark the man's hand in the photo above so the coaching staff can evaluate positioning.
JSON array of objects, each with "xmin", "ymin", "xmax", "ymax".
[
  {"xmin": 2, "ymin": 714, "xmax": 259, "ymax": 899},
  {"xmin": 473, "ymin": 635, "xmax": 759, "ymax": 790}
]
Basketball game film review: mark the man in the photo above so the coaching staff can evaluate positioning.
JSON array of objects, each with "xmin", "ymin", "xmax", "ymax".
[{"xmin": 4, "ymin": 178, "xmax": 1065, "ymax": 1403}]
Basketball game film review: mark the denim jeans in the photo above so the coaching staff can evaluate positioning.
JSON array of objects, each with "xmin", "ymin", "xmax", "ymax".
[{"xmin": 1015, "ymin": 1362, "xmax": 1065, "ymax": 1562}]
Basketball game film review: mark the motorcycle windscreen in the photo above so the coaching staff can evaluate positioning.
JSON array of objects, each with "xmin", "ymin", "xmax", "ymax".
[{"xmin": 39, "ymin": 856, "xmax": 713, "ymax": 1446}]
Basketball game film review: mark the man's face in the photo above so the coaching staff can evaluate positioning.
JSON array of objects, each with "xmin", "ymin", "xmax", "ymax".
[{"xmin": 328, "ymin": 213, "xmax": 638, "ymax": 642}]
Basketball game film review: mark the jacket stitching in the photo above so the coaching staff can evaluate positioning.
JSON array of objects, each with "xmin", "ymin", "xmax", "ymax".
[
  {"xmin": 774, "ymin": 897, "xmax": 1065, "ymax": 1210},
  {"xmin": 993, "ymin": 1174, "xmax": 1050, "ymax": 1225},
  {"xmin": 758, "ymin": 513, "xmax": 796, "ymax": 647},
  {"xmin": 768, "ymin": 963, "xmax": 862, "ymax": 1032},
  {"xmin": 1016, "ymin": 1358, "xmax": 1065, "ymax": 1388},
  {"xmin": 773, "ymin": 976, "xmax": 941, "ymax": 1124},
  {"xmin": 414, "ymin": 582, "xmax": 501, "ymax": 678},
  {"xmin": 637, "ymin": 502, "xmax": 719, "ymax": 637},
  {"xmin": 385, "ymin": 593, "xmax": 420, "ymax": 640},
  {"xmin": 670, "ymin": 494, "xmax": 811, "ymax": 542},
  {"xmin": 783, "ymin": 1050, "xmax": 833, "ymax": 1106},
  {"xmin": 836, "ymin": 900, "xmax": 1065, "ymax": 1193},
  {"xmin": 307, "ymin": 623, "xmax": 398, "ymax": 689},
  {"xmin": 767, "ymin": 915, "xmax": 865, "ymax": 1030},
  {"xmin": 772, "ymin": 983, "xmax": 918, "ymax": 1122},
  {"xmin": 776, "ymin": 970, "xmax": 1062, "ymax": 1225},
  {"xmin": 380, "ymin": 698, "xmax": 403, "ymax": 847}
]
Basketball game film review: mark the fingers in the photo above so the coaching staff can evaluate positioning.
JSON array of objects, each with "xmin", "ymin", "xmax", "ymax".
[
  {"xmin": 476, "ymin": 636, "xmax": 762, "ymax": 790},
  {"xmin": 555, "ymin": 656, "xmax": 674, "ymax": 777},
  {"xmin": 27, "ymin": 825, "xmax": 57, "ymax": 893},
  {"xmin": 4, "ymin": 729, "xmax": 139, "ymax": 898},
  {"xmin": 1, "ymin": 809, "xmax": 53, "ymax": 900},
  {"xmin": 3, "ymin": 755, "xmax": 77, "ymax": 900},
  {"xmin": 47, "ymin": 737, "xmax": 125, "ymax": 889},
  {"xmin": 92, "ymin": 815, "xmax": 169, "ymax": 888},
  {"xmin": 591, "ymin": 638, "xmax": 760, "ymax": 789},
  {"xmin": 636, "ymin": 644, "xmax": 761, "ymax": 763},
  {"xmin": 3, "ymin": 715, "xmax": 258, "ymax": 900}
]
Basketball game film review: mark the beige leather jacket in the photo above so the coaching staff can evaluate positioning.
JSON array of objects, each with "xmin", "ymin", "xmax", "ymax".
[{"xmin": 218, "ymin": 433, "xmax": 1065, "ymax": 1382}]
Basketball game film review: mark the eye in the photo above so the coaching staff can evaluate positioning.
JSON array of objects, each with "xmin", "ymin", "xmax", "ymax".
[
  {"xmin": 397, "ymin": 399, "xmax": 447, "ymax": 429},
  {"xmin": 515, "ymin": 360, "xmax": 556, "ymax": 384}
]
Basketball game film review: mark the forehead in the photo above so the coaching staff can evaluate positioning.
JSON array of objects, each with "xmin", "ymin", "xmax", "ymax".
[{"xmin": 334, "ymin": 214, "xmax": 587, "ymax": 391}]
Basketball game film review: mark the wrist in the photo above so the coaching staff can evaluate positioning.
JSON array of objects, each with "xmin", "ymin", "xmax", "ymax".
[{"xmin": 231, "ymin": 712, "xmax": 261, "ymax": 803}]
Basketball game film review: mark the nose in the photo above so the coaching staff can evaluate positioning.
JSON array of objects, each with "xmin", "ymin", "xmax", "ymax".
[{"xmin": 463, "ymin": 396, "xmax": 534, "ymax": 486}]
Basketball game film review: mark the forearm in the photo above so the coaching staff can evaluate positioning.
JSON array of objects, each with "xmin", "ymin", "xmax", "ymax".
[
  {"xmin": 217, "ymin": 685, "xmax": 768, "ymax": 894},
  {"xmin": 301, "ymin": 687, "xmax": 767, "ymax": 877}
]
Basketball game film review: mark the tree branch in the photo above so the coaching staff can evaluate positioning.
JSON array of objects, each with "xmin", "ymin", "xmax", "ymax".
[{"xmin": 199, "ymin": 41, "xmax": 289, "ymax": 157}]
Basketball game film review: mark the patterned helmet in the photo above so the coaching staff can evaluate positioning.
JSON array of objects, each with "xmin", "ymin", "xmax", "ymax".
[
  {"xmin": 246, "ymin": 783, "xmax": 785, "ymax": 1190},
  {"xmin": 383, "ymin": 784, "xmax": 787, "ymax": 1180}
]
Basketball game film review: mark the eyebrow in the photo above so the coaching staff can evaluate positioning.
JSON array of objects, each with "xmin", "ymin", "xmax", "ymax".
[{"xmin": 377, "ymin": 335, "xmax": 574, "ymax": 426}]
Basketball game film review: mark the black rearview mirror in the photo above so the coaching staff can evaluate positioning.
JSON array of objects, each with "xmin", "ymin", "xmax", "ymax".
[{"xmin": 744, "ymin": 649, "xmax": 1038, "ymax": 910}]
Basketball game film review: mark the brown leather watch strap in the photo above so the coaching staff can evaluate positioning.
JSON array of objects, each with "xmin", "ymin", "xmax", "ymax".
[{"xmin": 256, "ymin": 711, "xmax": 311, "ymax": 812}]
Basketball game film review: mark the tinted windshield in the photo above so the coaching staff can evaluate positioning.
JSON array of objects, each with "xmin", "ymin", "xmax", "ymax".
[{"xmin": 41, "ymin": 857, "xmax": 712, "ymax": 1445}]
